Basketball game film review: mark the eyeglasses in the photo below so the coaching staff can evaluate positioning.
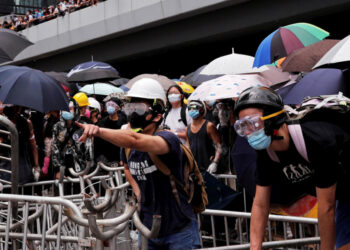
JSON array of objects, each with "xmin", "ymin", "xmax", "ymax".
[
  {"xmin": 234, "ymin": 110, "xmax": 285, "ymax": 137},
  {"xmin": 122, "ymin": 103, "xmax": 150, "ymax": 116}
]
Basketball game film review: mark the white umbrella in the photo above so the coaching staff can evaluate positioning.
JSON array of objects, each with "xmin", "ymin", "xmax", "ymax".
[
  {"xmin": 188, "ymin": 74, "xmax": 271, "ymax": 101},
  {"xmin": 199, "ymin": 52, "xmax": 255, "ymax": 75},
  {"xmin": 313, "ymin": 35, "xmax": 350, "ymax": 69},
  {"xmin": 79, "ymin": 83, "xmax": 123, "ymax": 96}
]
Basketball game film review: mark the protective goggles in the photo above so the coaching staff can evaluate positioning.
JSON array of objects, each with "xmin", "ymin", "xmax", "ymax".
[
  {"xmin": 188, "ymin": 103, "xmax": 203, "ymax": 111},
  {"xmin": 106, "ymin": 101, "xmax": 118, "ymax": 109},
  {"xmin": 122, "ymin": 103, "xmax": 150, "ymax": 116},
  {"xmin": 234, "ymin": 110, "xmax": 285, "ymax": 137}
]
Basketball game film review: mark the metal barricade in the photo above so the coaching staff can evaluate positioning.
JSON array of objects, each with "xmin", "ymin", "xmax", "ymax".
[
  {"xmin": 0, "ymin": 161, "xmax": 162, "ymax": 250},
  {"xmin": 0, "ymin": 115, "xmax": 19, "ymax": 218},
  {"xmin": 198, "ymin": 209, "xmax": 319, "ymax": 249}
]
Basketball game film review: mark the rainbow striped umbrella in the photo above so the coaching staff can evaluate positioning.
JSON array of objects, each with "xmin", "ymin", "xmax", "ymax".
[{"xmin": 253, "ymin": 23, "xmax": 329, "ymax": 68}]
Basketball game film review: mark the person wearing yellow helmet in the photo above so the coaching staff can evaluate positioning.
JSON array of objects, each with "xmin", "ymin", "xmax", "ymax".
[{"xmin": 73, "ymin": 92, "xmax": 91, "ymax": 123}]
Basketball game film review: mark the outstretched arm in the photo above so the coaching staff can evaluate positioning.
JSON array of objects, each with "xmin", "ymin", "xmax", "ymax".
[{"xmin": 76, "ymin": 122, "xmax": 170, "ymax": 155}]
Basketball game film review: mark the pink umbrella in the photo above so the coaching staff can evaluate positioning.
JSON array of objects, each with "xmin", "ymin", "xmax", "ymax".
[{"xmin": 188, "ymin": 74, "xmax": 271, "ymax": 101}]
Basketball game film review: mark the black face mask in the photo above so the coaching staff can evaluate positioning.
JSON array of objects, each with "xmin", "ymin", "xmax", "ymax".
[{"xmin": 127, "ymin": 112, "xmax": 154, "ymax": 131}]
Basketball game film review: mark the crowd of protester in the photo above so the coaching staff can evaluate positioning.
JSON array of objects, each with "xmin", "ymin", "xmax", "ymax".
[
  {"xmin": 0, "ymin": 83, "xmax": 235, "ymax": 184},
  {"xmin": 0, "ymin": 0, "xmax": 103, "ymax": 32}
]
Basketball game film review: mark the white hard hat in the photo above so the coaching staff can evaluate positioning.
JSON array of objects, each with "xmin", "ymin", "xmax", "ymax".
[
  {"xmin": 126, "ymin": 78, "xmax": 166, "ymax": 105},
  {"xmin": 88, "ymin": 97, "xmax": 101, "ymax": 112}
]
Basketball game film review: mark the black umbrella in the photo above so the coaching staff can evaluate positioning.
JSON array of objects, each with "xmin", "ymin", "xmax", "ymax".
[
  {"xmin": 0, "ymin": 29, "xmax": 33, "ymax": 63},
  {"xmin": 0, "ymin": 66, "xmax": 69, "ymax": 113},
  {"xmin": 182, "ymin": 65, "xmax": 222, "ymax": 87},
  {"xmin": 45, "ymin": 71, "xmax": 70, "ymax": 87},
  {"xmin": 67, "ymin": 61, "xmax": 119, "ymax": 83}
]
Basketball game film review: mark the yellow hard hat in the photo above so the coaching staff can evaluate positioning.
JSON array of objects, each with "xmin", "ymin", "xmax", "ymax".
[
  {"xmin": 73, "ymin": 92, "xmax": 90, "ymax": 107},
  {"xmin": 175, "ymin": 81, "xmax": 194, "ymax": 95}
]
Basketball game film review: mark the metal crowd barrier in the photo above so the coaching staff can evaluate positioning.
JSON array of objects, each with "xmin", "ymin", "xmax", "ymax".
[
  {"xmin": 198, "ymin": 209, "xmax": 319, "ymax": 249},
  {"xmin": 0, "ymin": 115, "xmax": 19, "ymax": 218}
]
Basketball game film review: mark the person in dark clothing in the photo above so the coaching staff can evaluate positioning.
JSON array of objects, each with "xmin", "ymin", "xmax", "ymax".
[
  {"xmin": 41, "ymin": 110, "xmax": 60, "ymax": 178},
  {"xmin": 233, "ymin": 86, "xmax": 350, "ymax": 250},
  {"xmin": 94, "ymin": 98, "xmax": 127, "ymax": 166},
  {"xmin": 77, "ymin": 78, "xmax": 201, "ymax": 249},
  {"xmin": 186, "ymin": 100, "xmax": 222, "ymax": 173},
  {"xmin": 1, "ymin": 105, "xmax": 40, "ymax": 184},
  {"xmin": 51, "ymin": 99, "xmax": 93, "ymax": 184}
]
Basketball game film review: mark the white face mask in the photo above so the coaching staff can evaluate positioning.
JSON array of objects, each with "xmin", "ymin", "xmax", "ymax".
[{"xmin": 168, "ymin": 94, "xmax": 181, "ymax": 103}]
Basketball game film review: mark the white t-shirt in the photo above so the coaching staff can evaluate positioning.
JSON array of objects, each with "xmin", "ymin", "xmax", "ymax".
[{"xmin": 163, "ymin": 107, "xmax": 192, "ymax": 144}]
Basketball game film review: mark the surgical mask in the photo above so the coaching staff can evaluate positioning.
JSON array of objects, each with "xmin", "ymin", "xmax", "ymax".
[
  {"xmin": 84, "ymin": 109, "xmax": 91, "ymax": 118},
  {"xmin": 247, "ymin": 129, "xmax": 271, "ymax": 150},
  {"xmin": 188, "ymin": 110, "xmax": 200, "ymax": 119},
  {"xmin": 168, "ymin": 94, "xmax": 181, "ymax": 103},
  {"xmin": 107, "ymin": 106, "xmax": 116, "ymax": 115},
  {"xmin": 62, "ymin": 111, "xmax": 74, "ymax": 121}
]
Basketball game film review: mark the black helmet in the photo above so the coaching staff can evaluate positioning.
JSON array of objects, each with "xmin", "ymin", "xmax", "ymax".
[{"xmin": 234, "ymin": 87, "xmax": 287, "ymax": 136}]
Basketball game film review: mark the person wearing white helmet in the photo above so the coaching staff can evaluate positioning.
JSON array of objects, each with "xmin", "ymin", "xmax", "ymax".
[
  {"xmin": 77, "ymin": 78, "xmax": 201, "ymax": 249},
  {"xmin": 88, "ymin": 97, "xmax": 101, "ymax": 124}
]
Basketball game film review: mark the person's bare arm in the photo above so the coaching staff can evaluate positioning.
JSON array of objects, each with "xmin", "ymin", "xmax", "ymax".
[
  {"xmin": 77, "ymin": 122, "xmax": 170, "ymax": 155},
  {"xmin": 250, "ymin": 185, "xmax": 271, "ymax": 250},
  {"xmin": 316, "ymin": 184, "xmax": 336, "ymax": 250},
  {"xmin": 27, "ymin": 120, "xmax": 39, "ymax": 167},
  {"xmin": 207, "ymin": 122, "xmax": 222, "ymax": 163}
]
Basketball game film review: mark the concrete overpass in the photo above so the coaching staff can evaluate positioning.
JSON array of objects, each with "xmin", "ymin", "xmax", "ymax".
[{"xmin": 5, "ymin": 0, "xmax": 350, "ymax": 78}]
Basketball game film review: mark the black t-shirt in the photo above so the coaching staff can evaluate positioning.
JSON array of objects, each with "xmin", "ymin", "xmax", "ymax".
[
  {"xmin": 121, "ymin": 131, "xmax": 195, "ymax": 237},
  {"xmin": 256, "ymin": 120, "xmax": 350, "ymax": 204},
  {"xmin": 94, "ymin": 115, "xmax": 127, "ymax": 163}
]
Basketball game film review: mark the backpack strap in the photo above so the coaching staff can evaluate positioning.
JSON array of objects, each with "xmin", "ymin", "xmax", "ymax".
[
  {"xmin": 266, "ymin": 124, "xmax": 309, "ymax": 163},
  {"xmin": 180, "ymin": 105, "xmax": 188, "ymax": 126},
  {"xmin": 287, "ymin": 124, "xmax": 309, "ymax": 162}
]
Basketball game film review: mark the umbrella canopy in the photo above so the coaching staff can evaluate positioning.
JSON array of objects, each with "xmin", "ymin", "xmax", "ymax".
[
  {"xmin": 126, "ymin": 74, "xmax": 174, "ymax": 91},
  {"xmin": 45, "ymin": 71, "xmax": 70, "ymax": 87},
  {"xmin": 200, "ymin": 52, "xmax": 255, "ymax": 75},
  {"xmin": 282, "ymin": 68, "xmax": 348, "ymax": 105},
  {"xmin": 281, "ymin": 39, "xmax": 339, "ymax": 72},
  {"xmin": 109, "ymin": 78, "xmax": 129, "ymax": 87},
  {"xmin": 67, "ymin": 61, "xmax": 119, "ymax": 83},
  {"xmin": 174, "ymin": 81, "xmax": 194, "ymax": 95},
  {"xmin": 182, "ymin": 65, "xmax": 223, "ymax": 87},
  {"xmin": 0, "ymin": 29, "xmax": 33, "ymax": 63},
  {"xmin": 0, "ymin": 66, "xmax": 69, "ymax": 113},
  {"xmin": 79, "ymin": 83, "xmax": 123, "ymax": 96},
  {"xmin": 188, "ymin": 74, "xmax": 271, "ymax": 101},
  {"xmin": 313, "ymin": 35, "xmax": 350, "ymax": 69},
  {"xmin": 242, "ymin": 65, "xmax": 291, "ymax": 87},
  {"xmin": 253, "ymin": 23, "xmax": 329, "ymax": 68}
]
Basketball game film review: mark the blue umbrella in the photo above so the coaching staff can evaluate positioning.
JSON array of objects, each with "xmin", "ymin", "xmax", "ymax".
[
  {"xmin": 282, "ymin": 68, "xmax": 348, "ymax": 105},
  {"xmin": 0, "ymin": 66, "xmax": 69, "ymax": 113},
  {"xmin": 67, "ymin": 61, "xmax": 119, "ymax": 83}
]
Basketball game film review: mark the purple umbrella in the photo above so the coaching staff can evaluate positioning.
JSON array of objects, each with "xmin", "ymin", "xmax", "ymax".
[{"xmin": 282, "ymin": 68, "xmax": 349, "ymax": 105}]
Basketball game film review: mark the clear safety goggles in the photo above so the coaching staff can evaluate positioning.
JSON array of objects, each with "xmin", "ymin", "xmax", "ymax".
[
  {"xmin": 234, "ymin": 110, "xmax": 285, "ymax": 137},
  {"xmin": 122, "ymin": 103, "xmax": 150, "ymax": 116},
  {"xmin": 188, "ymin": 103, "xmax": 203, "ymax": 111},
  {"xmin": 106, "ymin": 101, "xmax": 118, "ymax": 109}
]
